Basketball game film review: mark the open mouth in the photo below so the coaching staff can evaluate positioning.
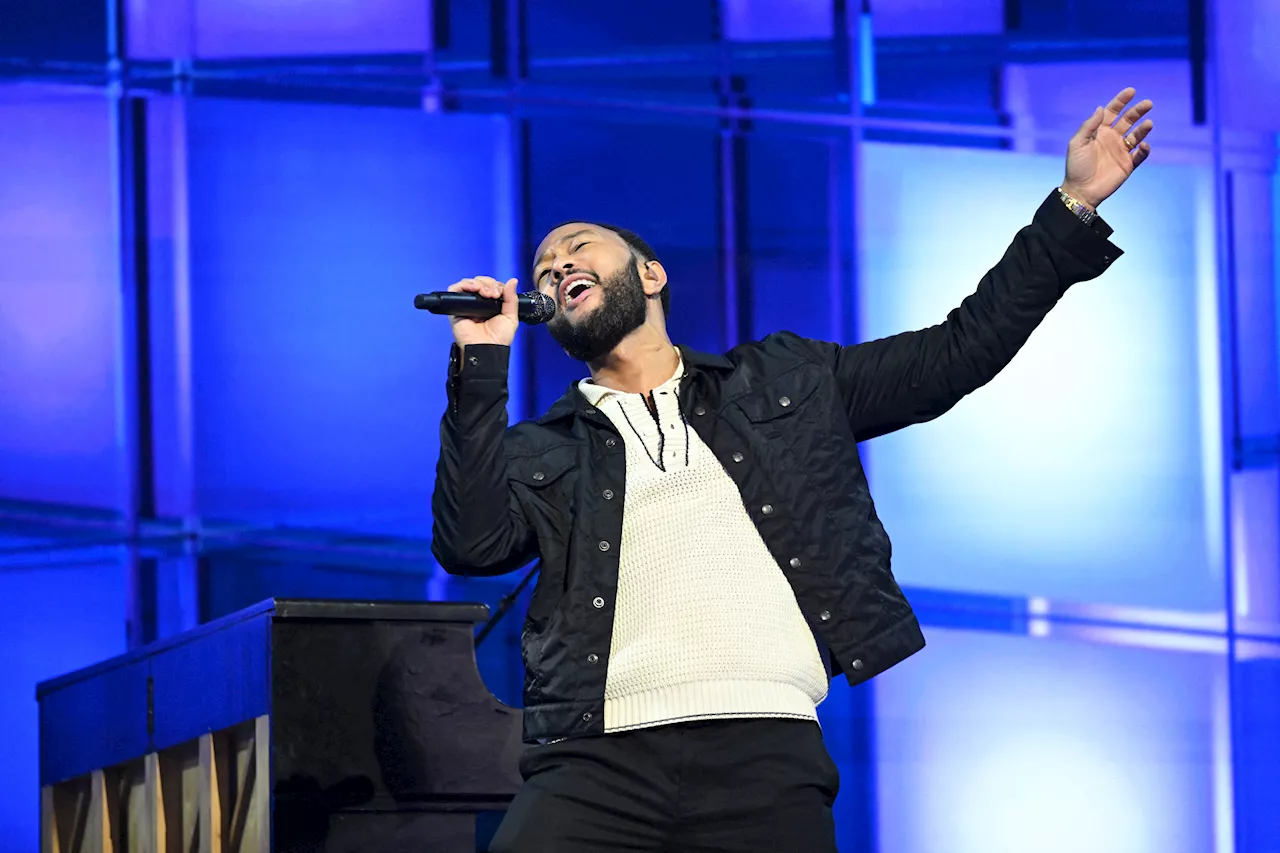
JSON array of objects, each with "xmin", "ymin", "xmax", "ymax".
[{"xmin": 561, "ymin": 275, "xmax": 598, "ymax": 308}]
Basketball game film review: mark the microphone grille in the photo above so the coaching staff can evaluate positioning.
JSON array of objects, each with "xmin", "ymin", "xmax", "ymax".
[{"xmin": 525, "ymin": 291, "xmax": 557, "ymax": 325}]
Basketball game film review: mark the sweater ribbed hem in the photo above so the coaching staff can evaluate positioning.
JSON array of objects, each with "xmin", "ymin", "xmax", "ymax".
[{"xmin": 604, "ymin": 679, "xmax": 820, "ymax": 734}]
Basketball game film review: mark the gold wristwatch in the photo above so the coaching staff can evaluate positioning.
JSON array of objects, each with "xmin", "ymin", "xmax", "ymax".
[{"xmin": 1058, "ymin": 187, "xmax": 1099, "ymax": 226}]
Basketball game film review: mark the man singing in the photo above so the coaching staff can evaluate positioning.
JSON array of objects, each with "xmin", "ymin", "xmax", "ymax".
[{"xmin": 432, "ymin": 88, "xmax": 1154, "ymax": 852}]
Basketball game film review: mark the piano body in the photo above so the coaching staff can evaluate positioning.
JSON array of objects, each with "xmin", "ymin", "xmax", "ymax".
[{"xmin": 36, "ymin": 599, "xmax": 523, "ymax": 852}]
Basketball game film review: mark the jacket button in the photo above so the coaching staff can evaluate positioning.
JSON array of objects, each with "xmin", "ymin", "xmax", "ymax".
[
  {"xmin": 598, "ymin": 540, "xmax": 610, "ymax": 552},
  {"xmin": 603, "ymin": 489, "xmax": 614, "ymax": 499},
  {"xmin": 532, "ymin": 471, "xmax": 545, "ymax": 481},
  {"xmin": 789, "ymin": 557, "xmax": 801, "ymax": 569},
  {"xmin": 819, "ymin": 610, "xmax": 831, "ymax": 621},
  {"xmin": 694, "ymin": 406, "xmax": 706, "ymax": 416},
  {"xmin": 606, "ymin": 438, "xmax": 617, "ymax": 447},
  {"xmin": 468, "ymin": 356, "xmax": 479, "ymax": 366},
  {"xmin": 851, "ymin": 659, "xmax": 864, "ymax": 671},
  {"xmin": 761, "ymin": 504, "xmax": 774, "ymax": 515},
  {"xmin": 593, "ymin": 596, "xmax": 605, "ymax": 608},
  {"xmin": 587, "ymin": 653, "xmax": 599, "ymax": 664},
  {"xmin": 731, "ymin": 452, "xmax": 744, "ymax": 463},
  {"xmin": 582, "ymin": 712, "xmax": 593, "ymax": 722},
  {"xmin": 778, "ymin": 396, "xmax": 791, "ymax": 407}
]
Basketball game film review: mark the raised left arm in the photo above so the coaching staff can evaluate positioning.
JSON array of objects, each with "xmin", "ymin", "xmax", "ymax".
[{"xmin": 821, "ymin": 88, "xmax": 1155, "ymax": 441}]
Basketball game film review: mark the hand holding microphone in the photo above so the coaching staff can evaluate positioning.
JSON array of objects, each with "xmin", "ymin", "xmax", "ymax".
[
  {"xmin": 437, "ymin": 277, "xmax": 521, "ymax": 349},
  {"xmin": 416, "ymin": 277, "xmax": 556, "ymax": 350}
]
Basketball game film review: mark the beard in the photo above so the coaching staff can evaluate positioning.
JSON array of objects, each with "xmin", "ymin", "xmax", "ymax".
[{"xmin": 547, "ymin": 262, "xmax": 648, "ymax": 363}]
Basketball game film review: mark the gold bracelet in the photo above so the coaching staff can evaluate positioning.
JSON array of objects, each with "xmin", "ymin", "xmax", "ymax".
[{"xmin": 1058, "ymin": 187, "xmax": 1099, "ymax": 226}]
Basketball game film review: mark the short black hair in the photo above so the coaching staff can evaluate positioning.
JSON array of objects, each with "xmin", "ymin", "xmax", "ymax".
[{"xmin": 549, "ymin": 222, "xmax": 668, "ymax": 317}]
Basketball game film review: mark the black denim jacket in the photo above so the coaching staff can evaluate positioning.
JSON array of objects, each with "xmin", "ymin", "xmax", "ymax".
[{"xmin": 432, "ymin": 190, "xmax": 1120, "ymax": 743}]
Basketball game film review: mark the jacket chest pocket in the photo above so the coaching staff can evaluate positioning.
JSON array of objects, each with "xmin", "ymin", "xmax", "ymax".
[
  {"xmin": 509, "ymin": 445, "xmax": 579, "ymax": 503},
  {"xmin": 732, "ymin": 367, "xmax": 839, "ymax": 471},
  {"xmin": 509, "ymin": 440, "xmax": 581, "ymax": 527},
  {"xmin": 734, "ymin": 366, "xmax": 824, "ymax": 424}
]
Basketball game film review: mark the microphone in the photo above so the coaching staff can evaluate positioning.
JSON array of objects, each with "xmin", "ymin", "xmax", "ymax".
[{"xmin": 413, "ymin": 291, "xmax": 556, "ymax": 325}]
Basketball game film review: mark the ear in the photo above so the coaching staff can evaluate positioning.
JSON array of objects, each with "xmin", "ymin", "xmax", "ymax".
[{"xmin": 640, "ymin": 260, "xmax": 668, "ymax": 299}]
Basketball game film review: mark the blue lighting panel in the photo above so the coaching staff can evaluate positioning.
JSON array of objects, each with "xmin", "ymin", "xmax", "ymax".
[
  {"xmin": 722, "ymin": 0, "xmax": 1002, "ymax": 39},
  {"xmin": 1216, "ymin": 0, "xmax": 1280, "ymax": 132},
  {"xmin": 874, "ymin": 628, "xmax": 1222, "ymax": 853},
  {"xmin": 0, "ymin": 90, "xmax": 122, "ymax": 510},
  {"xmin": 185, "ymin": 100, "xmax": 511, "ymax": 535},
  {"xmin": 872, "ymin": 0, "xmax": 1004, "ymax": 37},
  {"xmin": 0, "ymin": 551, "xmax": 126, "ymax": 851},
  {"xmin": 859, "ymin": 143, "xmax": 1222, "ymax": 611},
  {"xmin": 722, "ymin": 0, "xmax": 834, "ymax": 41},
  {"xmin": 749, "ymin": 132, "xmax": 850, "ymax": 344},
  {"xmin": 1235, "ymin": 643, "xmax": 1280, "ymax": 853},
  {"xmin": 0, "ymin": 0, "xmax": 107, "ymax": 61},
  {"xmin": 125, "ymin": 0, "xmax": 430, "ymax": 58},
  {"xmin": 525, "ymin": 0, "xmax": 714, "ymax": 54}
]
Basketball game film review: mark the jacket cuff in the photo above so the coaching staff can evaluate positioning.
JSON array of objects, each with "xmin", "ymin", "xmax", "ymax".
[
  {"xmin": 1034, "ymin": 189, "xmax": 1123, "ymax": 277},
  {"xmin": 449, "ymin": 342, "xmax": 511, "ymax": 378},
  {"xmin": 447, "ymin": 343, "xmax": 511, "ymax": 413}
]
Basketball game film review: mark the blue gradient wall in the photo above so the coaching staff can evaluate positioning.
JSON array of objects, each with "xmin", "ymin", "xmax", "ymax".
[
  {"xmin": 0, "ymin": 549, "xmax": 127, "ymax": 847},
  {"xmin": 182, "ymin": 99, "xmax": 512, "ymax": 535},
  {"xmin": 875, "ymin": 628, "xmax": 1222, "ymax": 853},
  {"xmin": 0, "ymin": 90, "xmax": 127, "ymax": 847},
  {"xmin": 2, "ymin": 1, "xmax": 1279, "ymax": 851},
  {"xmin": 860, "ymin": 143, "xmax": 1223, "ymax": 613},
  {"xmin": 0, "ymin": 91, "xmax": 121, "ymax": 510}
]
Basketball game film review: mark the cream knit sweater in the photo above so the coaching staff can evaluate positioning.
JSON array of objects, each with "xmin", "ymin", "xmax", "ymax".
[{"xmin": 577, "ymin": 353, "xmax": 828, "ymax": 733}]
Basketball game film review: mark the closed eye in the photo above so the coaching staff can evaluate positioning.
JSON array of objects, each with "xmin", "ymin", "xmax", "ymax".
[{"xmin": 534, "ymin": 241, "xmax": 592, "ymax": 284}]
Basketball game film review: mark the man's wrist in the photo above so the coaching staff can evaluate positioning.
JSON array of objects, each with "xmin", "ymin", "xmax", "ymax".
[{"xmin": 1058, "ymin": 185, "xmax": 1100, "ymax": 225}]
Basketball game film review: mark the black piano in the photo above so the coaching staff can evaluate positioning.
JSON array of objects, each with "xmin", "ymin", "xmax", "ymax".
[{"xmin": 36, "ymin": 599, "xmax": 523, "ymax": 852}]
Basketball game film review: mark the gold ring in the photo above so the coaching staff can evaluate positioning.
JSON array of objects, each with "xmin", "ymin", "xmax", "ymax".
[{"xmin": 1125, "ymin": 135, "xmax": 1138, "ymax": 150}]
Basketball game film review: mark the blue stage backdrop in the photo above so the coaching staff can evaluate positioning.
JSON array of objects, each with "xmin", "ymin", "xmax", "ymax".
[
  {"xmin": 0, "ymin": 547, "xmax": 127, "ymax": 845},
  {"xmin": 182, "ymin": 98, "xmax": 513, "ymax": 536},
  {"xmin": 0, "ymin": 90, "xmax": 133, "ymax": 843},
  {"xmin": 0, "ymin": 90, "xmax": 122, "ymax": 511},
  {"xmin": 2, "ymin": 1, "xmax": 1280, "ymax": 852},
  {"xmin": 874, "ymin": 627, "xmax": 1222, "ymax": 853},
  {"xmin": 860, "ymin": 142, "xmax": 1223, "ymax": 614}
]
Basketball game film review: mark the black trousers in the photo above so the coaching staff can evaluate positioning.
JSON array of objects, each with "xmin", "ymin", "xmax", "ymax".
[{"xmin": 488, "ymin": 718, "xmax": 841, "ymax": 853}]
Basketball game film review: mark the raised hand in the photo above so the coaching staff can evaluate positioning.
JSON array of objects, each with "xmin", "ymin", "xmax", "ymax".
[
  {"xmin": 448, "ymin": 276, "xmax": 520, "ymax": 349},
  {"xmin": 1061, "ymin": 87, "xmax": 1154, "ymax": 210}
]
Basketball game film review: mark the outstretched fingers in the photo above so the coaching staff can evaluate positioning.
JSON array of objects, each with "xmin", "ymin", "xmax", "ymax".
[
  {"xmin": 1102, "ymin": 87, "xmax": 1137, "ymax": 126},
  {"xmin": 1114, "ymin": 98, "xmax": 1154, "ymax": 134},
  {"xmin": 1126, "ymin": 118, "xmax": 1154, "ymax": 147}
]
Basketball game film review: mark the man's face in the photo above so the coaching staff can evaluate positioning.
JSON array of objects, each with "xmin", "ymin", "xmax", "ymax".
[{"xmin": 533, "ymin": 224, "xmax": 648, "ymax": 363}]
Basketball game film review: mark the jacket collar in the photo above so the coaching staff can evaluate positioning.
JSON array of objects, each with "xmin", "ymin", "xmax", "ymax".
[{"xmin": 536, "ymin": 343, "xmax": 733, "ymax": 425}]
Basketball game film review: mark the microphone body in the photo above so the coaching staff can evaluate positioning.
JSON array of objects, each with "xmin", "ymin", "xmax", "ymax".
[{"xmin": 414, "ymin": 291, "xmax": 556, "ymax": 325}]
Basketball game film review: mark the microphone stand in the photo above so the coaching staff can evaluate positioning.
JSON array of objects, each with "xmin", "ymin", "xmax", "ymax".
[{"xmin": 475, "ymin": 564, "xmax": 539, "ymax": 648}]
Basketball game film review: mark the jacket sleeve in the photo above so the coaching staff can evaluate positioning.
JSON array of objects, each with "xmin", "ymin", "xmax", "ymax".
[
  {"xmin": 819, "ymin": 189, "xmax": 1122, "ymax": 442},
  {"xmin": 431, "ymin": 343, "xmax": 538, "ymax": 576}
]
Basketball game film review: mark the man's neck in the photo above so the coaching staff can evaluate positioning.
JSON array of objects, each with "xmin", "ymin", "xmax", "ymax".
[{"xmin": 588, "ymin": 328, "xmax": 679, "ymax": 396}]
